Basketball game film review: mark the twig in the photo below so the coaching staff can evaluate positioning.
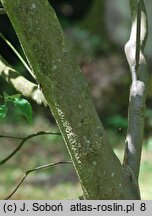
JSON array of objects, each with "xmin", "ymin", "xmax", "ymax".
[
  {"xmin": 0, "ymin": 33, "xmax": 35, "ymax": 79},
  {"xmin": 5, "ymin": 161, "xmax": 72, "ymax": 200},
  {"xmin": 135, "ymin": 0, "xmax": 141, "ymax": 70},
  {"xmin": 0, "ymin": 135, "xmax": 23, "ymax": 139},
  {"xmin": 0, "ymin": 131, "xmax": 61, "ymax": 166}
]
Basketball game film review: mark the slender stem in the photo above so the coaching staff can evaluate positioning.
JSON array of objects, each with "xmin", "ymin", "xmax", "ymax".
[
  {"xmin": 0, "ymin": 135, "xmax": 23, "ymax": 139},
  {"xmin": 135, "ymin": 0, "xmax": 141, "ymax": 70},
  {"xmin": 123, "ymin": 0, "xmax": 148, "ymax": 179},
  {"xmin": 0, "ymin": 33, "xmax": 35, "ymax": 79},
  {"xmin": 0, "ymin": 131, "xmax": 61, "ymax": 166},
  {"xmin": 5, "ymin": 161, "xmax": 72, "ymax": 200}
]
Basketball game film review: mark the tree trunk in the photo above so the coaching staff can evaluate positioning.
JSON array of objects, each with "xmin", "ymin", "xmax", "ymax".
[{"xmin": 1, "ymin": 0, "xmax": 143, "ymax": 199}]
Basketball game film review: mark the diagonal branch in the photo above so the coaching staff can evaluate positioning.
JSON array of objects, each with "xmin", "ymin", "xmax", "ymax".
[
  {"xmin": 0, "ymin": 33, "xmax": 34, "ymax": 77},
  {"xmin": 4, "ymin": 161, "xmax": 72, "ymax": 200},
  {"xmin": 123, "ymin": 0, "xmax": 148, "ymax": 180},
  {"xmin": 0, "ymin": 131, "xmax": 61, "ymax": 166},
  {"xmin": 0, "ymin": 54, "xmax": 47, "ymax": 106}
]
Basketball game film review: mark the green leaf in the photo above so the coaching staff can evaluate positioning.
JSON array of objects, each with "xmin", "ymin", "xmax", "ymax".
[
  {"xmin": 13, "ymin": 98, "xmax": 32, "ymax": 123},
  {"xmin": 3, "ymin": 93, "xmax": 32, "ymax": 122},
  {"xmin": 0, "ymin": 105, "xmax": 8, "ymax": 119}
]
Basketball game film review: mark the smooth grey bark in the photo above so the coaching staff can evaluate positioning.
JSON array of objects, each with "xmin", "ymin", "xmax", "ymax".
[
  {"xmin": 123, "ymin": 0, "xmax": 148, "ymax": 184},
  {"xmin": 1, "ymin": 0, "xmax": 148, "ymax": 199}
]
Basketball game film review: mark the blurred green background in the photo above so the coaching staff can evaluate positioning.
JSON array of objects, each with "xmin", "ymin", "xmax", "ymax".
[{"xmin": 0, "ymin": 0, "xmax": 152, "ymax": 199}]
